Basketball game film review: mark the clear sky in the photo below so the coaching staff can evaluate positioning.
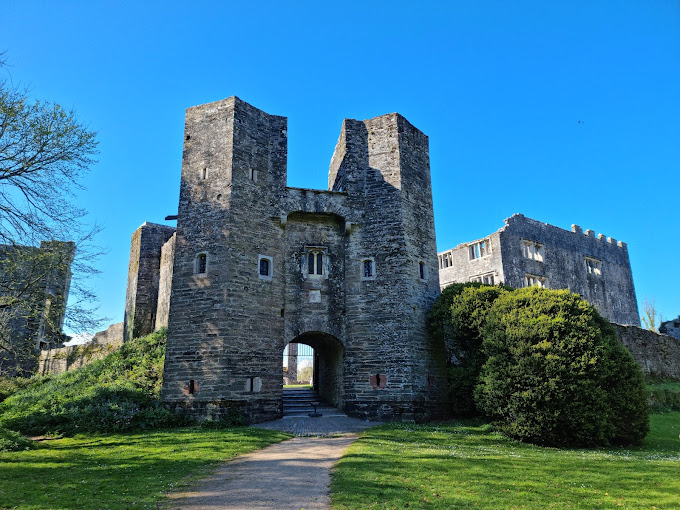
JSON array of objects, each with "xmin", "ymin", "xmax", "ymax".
[{"xmin": 1, "ymin": 1, "xmax": 678, "ymax": 332}]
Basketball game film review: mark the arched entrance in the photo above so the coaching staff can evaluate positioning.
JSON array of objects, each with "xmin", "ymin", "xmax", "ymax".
[{"xmin": 283, "ymin": 331, "xmax": 344, "ymax": 410}]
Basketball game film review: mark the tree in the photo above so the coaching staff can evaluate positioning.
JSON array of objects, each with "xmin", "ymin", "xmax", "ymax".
[
  {"xmin": 0, "ymin": 54, "xmax": 102, "ymax": 374},
  {"xmin": 641, "ymin": 297, "xmax": 660, "ymax": 333}
]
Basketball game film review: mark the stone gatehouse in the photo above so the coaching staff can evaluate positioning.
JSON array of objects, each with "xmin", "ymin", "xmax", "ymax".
[{"xmin": 126, "ymin": 97, "xmax": 448, "ymax": 422}]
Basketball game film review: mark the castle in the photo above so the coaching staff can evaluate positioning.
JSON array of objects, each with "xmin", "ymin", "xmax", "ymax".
[
  {"xmin": 438, "ymin": 214, "xmax": 640, "ymax": 326},
  {"xmin": 122, "ymin": 97, "xmax": 643, "ymax": 422}
]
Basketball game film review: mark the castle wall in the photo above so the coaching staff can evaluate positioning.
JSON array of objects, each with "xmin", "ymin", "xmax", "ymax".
[
  {"xmin": 123, "ymin": 222, "xmax": 176, "ymax": 342},
  {"xmin": 0, "ymin": 241, "xmax": 75, "ymax": 376},
  {"xmin": 39, "ymin": 322, "xmax": 123, "ymax": 375},
  {"xmin": 438, "ymin": 232, "xmax": 504, "ymax": 289},
  {"xmin": 614, "ymin": 324, "xmax": 680, "ymax": 380},
  {"xmin": 438, "ymin": 214, "xmax": 640, "ymax": 326},
  {"xmin": 499, "ymin": 214, "xmax": 639, "ymax": 325},
  {"xmin": 155, "ymin": 233, "xmax": 176, "ymax": 330}
]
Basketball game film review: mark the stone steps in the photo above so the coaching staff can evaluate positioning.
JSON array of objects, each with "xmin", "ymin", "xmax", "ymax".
[{"xmin": 282, "ymin": 388, "xmax": 344, "ymax": 418}]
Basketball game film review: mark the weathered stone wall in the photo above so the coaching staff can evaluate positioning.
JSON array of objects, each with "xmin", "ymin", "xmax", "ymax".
[
  {"xmin": 438, "ymin": 214, "xmax": 640, "ymax": 326},
  {"xmin": 0, "ymin": 241, "xmax": 75, "ymax": 376},
  {"xmin": 161, "ymin": 97, "xmax": 448, "ymax": 423},
  {"xmin": 123, "ymin": 222, "xmax": 175, "ymax": 342},
  {"xmin": 660, "ymin": 318, "xmax": 680, "ymax": 342},
  {"xmin": 439, "ymin": 232, "xmax": 504, "ymax": 289},
  {"xmin": 39, "ymin": 322, "xmax": 124, "ymax": 375},
  {"xmin": 614, "ymin": 324, "xmax": 680, "ymax": 380},
  {"xmin": 155, "ymin": 233, "xmax": 176, "ymax": 330}
]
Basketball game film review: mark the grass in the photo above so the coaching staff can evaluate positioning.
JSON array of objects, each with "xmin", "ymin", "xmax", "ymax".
[
  {"xmin": 0, "ymin": 426, "xmax": 290, "ymax": 509},
  {"xmin": 283, "ymin": 384, "xmax": 313, "ymax": 389},
  {"xmin": 331, "ymin": 412, "xmax": 680, "ymax": 509}
]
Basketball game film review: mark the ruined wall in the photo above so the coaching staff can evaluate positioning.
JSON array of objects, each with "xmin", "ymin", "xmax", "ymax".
[
  {"xmin": 438, "ymin": 232, "xmax": 504, "ymax": 289},
  {"xmin": 123, "ymin": 222, "xmax": 176, "ymax": 342},
  {"xmin": 0, "ymin": 241, "xmax": 75, "ymax": 376},
  {"xmin": 499, "ymin": 215, "xmax": 639, "ymax": 325},
  {"xmin": 39, "ymin": 322, "xmax": 124, "ymax": 375},
  {"xmin": 660, "ymin": 318, "xmax": 680, "ymax": 342},
  {"xmin": 438, "ymin": 214, "xmax": 640, "ymax": 326},
  {"xmin": 614, "ymin": 324, "xmax": 680, "ymax": 380},
  {"xmin": 155, "ymin": 233, "xmax": 176, "ymax": 330}
]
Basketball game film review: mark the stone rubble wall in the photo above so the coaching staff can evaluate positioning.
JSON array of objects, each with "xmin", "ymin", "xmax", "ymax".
[
  {"xmin": 39, "ymin": 322, "xmax": 124, "ymax": 376},
  {"xmin": 660, "ymin": 318, "xmax": 680, "ymax": 342},
  {"xmin": 614, "ymin": 323, "xmax": 680, "ymax": 380}
]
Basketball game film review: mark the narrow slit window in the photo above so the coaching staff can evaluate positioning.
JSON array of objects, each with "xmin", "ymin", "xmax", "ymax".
[
  {"xmin": 419, "ymin": 261, "xmax": 426, "ymax": 280},
  {"xmin": 316, "ymin": 253, "xmax": 323, "ymax": 275},
  {"xmin": 196, "ymin": 253, "xmax": 207, "ymax": 274}
]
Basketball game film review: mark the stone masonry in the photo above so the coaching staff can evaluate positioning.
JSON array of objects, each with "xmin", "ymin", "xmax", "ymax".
[
  {"xmin": 438, "ymin": 214, "xmax": 640, "ymax": 325},
  {"xmin": 123, "ymin": 222, "xmax": 176, "ymax": 342},
  {"xmin": 660, "ymin": 318, "xmax": 680, "ymax": 342},
  {"xmin": 148, "ymin": 97, "xmax": 449, "ymax": 423}
]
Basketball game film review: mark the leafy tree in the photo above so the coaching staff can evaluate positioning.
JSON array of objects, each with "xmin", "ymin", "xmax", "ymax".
[
  {"xmin": 475, "ymin": 287, "xmax": 649, "ymax": 447},
  {"xmin": 0, "ymin": 54, "xmax": 102, "ymax": 373}
]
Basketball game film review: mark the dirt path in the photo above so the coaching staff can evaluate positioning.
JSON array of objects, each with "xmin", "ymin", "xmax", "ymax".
[{"xmin": 166, "ymin": 434, "xmax": 357, "ymax": 510}]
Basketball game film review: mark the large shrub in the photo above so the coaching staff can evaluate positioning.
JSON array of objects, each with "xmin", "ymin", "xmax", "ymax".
[
  {"xmin": 428, "ymin": 283, "xmax": 509, "ymax": 416},
  {"xmin": 428, "ymin": 283, "xmax": 507, "ymax": 417},
  {"xmin": 475, "ymin": 287, "xmax": 649, "ymax": 447},
  {"xmin": 0, "ymin": 329, "xmax": 190, "ymax": 436}
]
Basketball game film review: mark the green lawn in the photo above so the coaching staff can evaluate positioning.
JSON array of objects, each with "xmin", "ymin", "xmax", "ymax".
[
  {"xmin": 331, "ymin": 413, "xmax": 680, "ymax": 509},
  {"xmin": 0, "ymin": 427, "xmax": 290, "ymax": 510}
]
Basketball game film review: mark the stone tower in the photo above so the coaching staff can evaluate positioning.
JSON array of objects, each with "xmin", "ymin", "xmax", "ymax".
[{"xmin": 161, "ymin": 97, "xmax": 447, "ymax": 422}]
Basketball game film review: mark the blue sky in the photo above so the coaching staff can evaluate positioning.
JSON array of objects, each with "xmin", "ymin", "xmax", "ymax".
[{"xmin": 1, "ymin": 1, "xmax": 678, "ymax": 331}]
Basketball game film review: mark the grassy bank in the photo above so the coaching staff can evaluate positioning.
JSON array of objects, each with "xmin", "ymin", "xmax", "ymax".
[
  {"xmin": 0, "ymin": 426, "xmax": 290, "ymax": 509},
  {"xmin": 331, "ymin": 412, "xmax": 680, "ymax": 509}
]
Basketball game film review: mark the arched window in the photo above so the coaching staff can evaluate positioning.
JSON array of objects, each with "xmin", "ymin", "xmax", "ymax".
[{"xmin": 305, "ymin": 248, "xmax": 326, "ymax": 277}]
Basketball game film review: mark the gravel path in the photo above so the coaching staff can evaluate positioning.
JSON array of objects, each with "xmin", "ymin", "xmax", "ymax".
[{"xmin": 166, "ymin": 416, "xmax": 379, "ymax": 510}]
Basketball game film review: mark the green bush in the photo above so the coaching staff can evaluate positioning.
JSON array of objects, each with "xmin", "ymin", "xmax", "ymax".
[
  {"xmin": 0, "ymin": 329, "xmax": 191, "ymax": 435},
  {"xmin": 475, "ymin": 287, "xmax": 649, "ymax": 447},
  {"xmin": 648, "ymin": 381, "xmax": 680, "ymax": 412},
  {"xmin": 0, "ymin": 376, "xmax": 35, "ymax": 403},
  {"xmin": 429, "ymin": 284, "xmax": 508, "ymax": 416},
  {"xmin": 0, "ymin": 426, "xmax": 35, "ymax": 452}
]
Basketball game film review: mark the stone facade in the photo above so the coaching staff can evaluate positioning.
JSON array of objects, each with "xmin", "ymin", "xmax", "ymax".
[
  {"xmin": 123, "ymin": 222, "xmax": 176, "ymax": 342},
  {"xmin": 149, "ymin": 97, "xmax": 448, "ymax": 423},
  {"xmin": 0, "ymin": 241, "xmax": 75, "ymax": 375},
  {"xmin": 39, "ymin": 322, "xmax": 124, "ymax": 375},
  {"xmin": 614, "ymin": 324, "xmax": 680, "ymax": 380},
  {"xmin": 438, "ymin": 214, "xmax": 640, "ymax": 325}
]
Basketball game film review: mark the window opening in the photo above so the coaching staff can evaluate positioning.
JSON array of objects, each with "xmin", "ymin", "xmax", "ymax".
[
  {"xmin": 522, "ymin": 240, "xmax": 544, "ymax": 262},
  {"xmin": 468, "ymin": 240, "xmax": 491, "ymax": 260},
  {"xmin": 524, "ymin": 273, "xmax": 548, "ymax": 288},
  {"xmin": 316, "ymin": 253, "xmax": 323, "ymax": 275},
  {"xmin": 585, "ymin": 257, "xmax": 602, "ymax": 276},
  {"xmin": 364, "ymin": 260, "xmax": 373, "ymax": 278},
  {"xmin": 304, "ymin": 248, "xmax": 327, "ymax": 277},
  {"xmin": 259, "ymin": 258, "xmax": 269, "ymax": 276},
  {"xmin": 307, "ymin": 253, "xmax": 315, "ymax": 274},
  {"xmin": 249, "ymin": 168, "xmax": 258, "ymax": 181},
  {"xmin": 189, "ymin": 379, "xmax": 196, "ymax": 394},
  {"xmin": 202, "ymin": 168, "xmax": 207, "ymax": 180},
  {"xmin": 419, "ymin": 261, "xmax": 426, "ymax": 280},
  {"xmin": 196, "ymin": 253, "xmax": 207, "ymax": 274},
  {"xmin": 470, "ymin": 273, "xmax": 495, "ymax": 285}
]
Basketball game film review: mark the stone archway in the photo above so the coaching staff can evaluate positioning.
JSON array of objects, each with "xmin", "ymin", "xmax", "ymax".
[{"xmin": 285, "ymin": 331, "xmax": 344, "ymax": 409}]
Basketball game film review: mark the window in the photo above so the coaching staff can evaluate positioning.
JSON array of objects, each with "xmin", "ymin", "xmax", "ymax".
[
  {"xmin": 524, "ymin": 273, "xmax": 548, "ymax": 288},
  {"xmin": 361, "ymin": 258, "xmax": 376, "ymax": 280},
  {"xmin": 303, "ymin": 247, "xmax": 327, "ymax": 278},
  {"xmin": 419, "ymin": 261, "xmax": 426, "ymax": 280},
  {"xmin": 249, "ymin": 168, "xmax": 258, "ymax": 181},
  {"xmin": 522, "ymin": 240, "xmax": 544, "ymax": 262},
  {"xmin": 195, "ymin": 253, "xmax": 207, "ymax": 274},
  {"xmin": 258, "ymin": 255, "xmax": 273, "ymax": 280},
  {"xmin": 468, "ymin": 240, "xmax": 491, "ymax": 260},
  {"xmin": 585, "ymin": 257, "xmax": 602, "ymax": 276},
  {"xmin": 470, "ymin": 273, "xmax": 495, "ymax": 285},
  {"xmin": 439, "ymin": 251, "xmax": 453, "ymax": 269}
]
